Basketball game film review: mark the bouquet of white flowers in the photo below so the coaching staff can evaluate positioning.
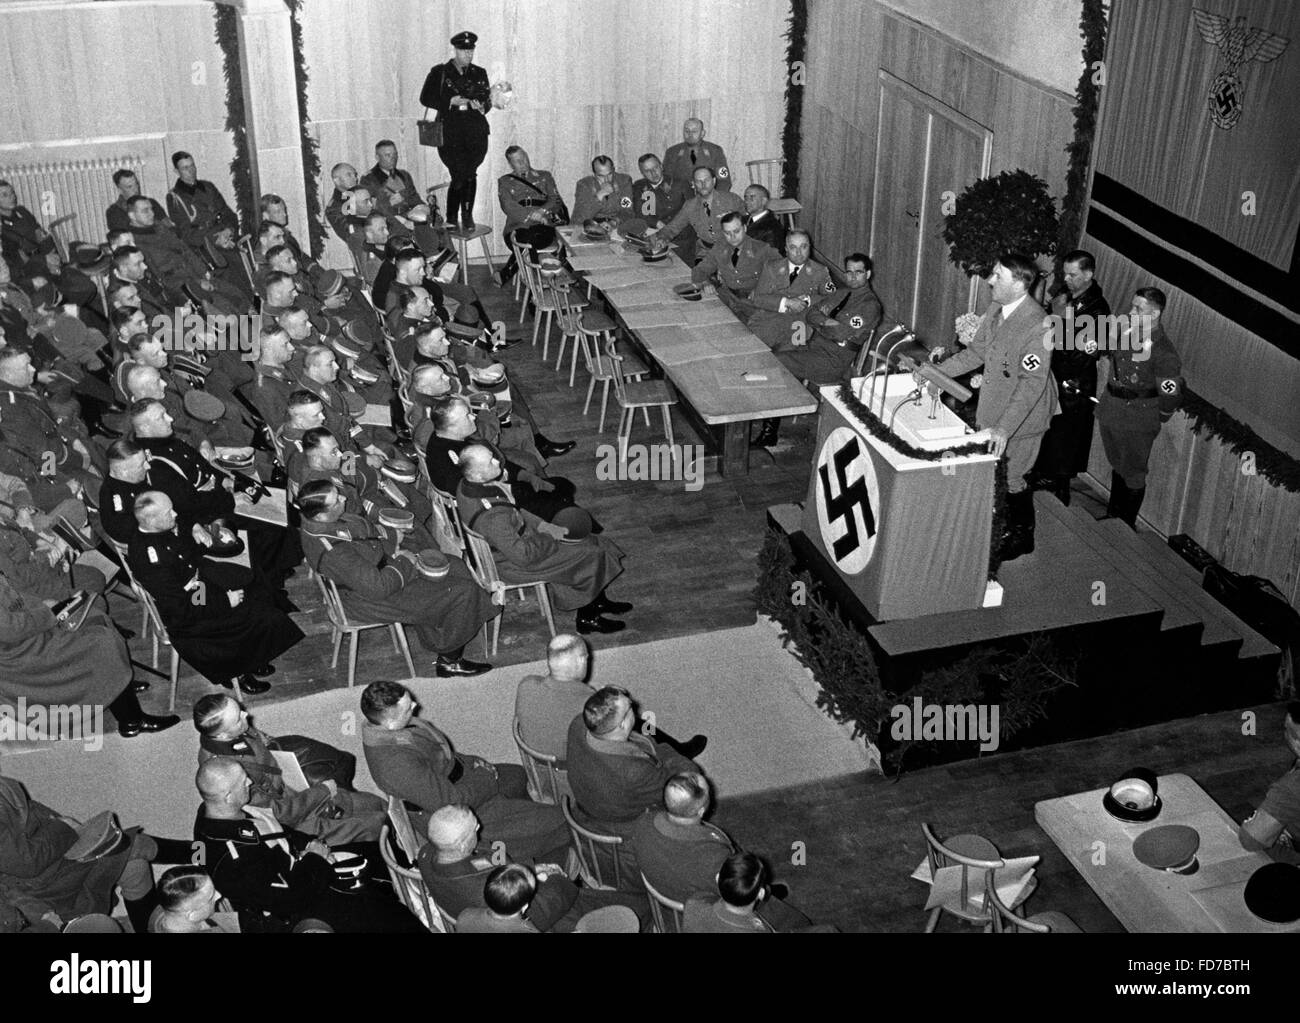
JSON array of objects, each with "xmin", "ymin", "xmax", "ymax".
[
  {"xmin": 955, "ymin": 311, "xmax": 981, "ymax": 347},
  {"xmin": 490, "ymin": 81, "xmax": 515, "ymax": 110}
]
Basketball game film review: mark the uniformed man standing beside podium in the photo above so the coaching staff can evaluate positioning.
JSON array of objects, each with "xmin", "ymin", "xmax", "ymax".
[{"xmin": 420, "ymin": 31, "xmax": 492, "ymax": 231}]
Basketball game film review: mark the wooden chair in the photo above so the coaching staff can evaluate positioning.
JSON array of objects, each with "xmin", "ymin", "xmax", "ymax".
[
  {"xmin": 378, "ymin": 824, "xmax": 453, "ymax": 933},
  {"xmin": 448, "ymin": 224, "xmax": 497, "ymax": 286},
  {"xmin": 460, "ymin": 526, "xmax": 557, "ymax": 656},
  {"xmin": 744, "ymin": 159, "xmax": 803, "ymax": 229},
  {"xmin": 561, "ymin": 795, "xmax": 628, "ymax": 891},
  {"xmin": 552, "ymin": 279, "xmax": 618, "ymax": 388},
  {"xmin": 108, "ymin": 538, "xmax": 181, "ymax": 711},
  {"xmin": 920, "ymin": 823, "xmax": 1035, "ymax": 932},
  {"xmin": 605, "ymin": 335, "xmax": 677, "ymax": 463},
  {"xmin": 988, "ymin": 882, "xmax": 1082, "ymax": 933},
  {"xmin": 524, "ymin": 259, "xmax": 587, "ymax": 359},
  {"xmin": 580, "ymin": 326, "xmax": 649, "ymax": 432},
  {"xmin": 308, "ymin": 560, "xmax": 416, "ymax": 686},
  {"xmin": 512, "ymin": 718, "xmax": 570, "ymax": 806},
  {"xmin": 430, "ymin": 484, "xmax": 468, "ymax": 553},
  {"xmin": 385, "ymin": 794, "xmax": 424, "ymax": 863},
  {"xmin": 641, "ymin": 873, "xmax": 686, "ymax": 933},
  {"xmin": 506, "ymin": 230, "xmax": 529, "ymax": 307}
]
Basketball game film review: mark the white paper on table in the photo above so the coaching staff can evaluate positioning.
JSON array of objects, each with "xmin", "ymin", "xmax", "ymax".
[
  {"xmin": 234, "ymin": 487, "xmax": 288, "ymax": 528},
  {"xmin": 923, "ymin": 856, "xmax": 1039, "ymax": 911},
  {"xmin": 271, "ymin": 750, "xmax": 310, "ymax": 792},
  {"xmin": 358, "ymin": 403, "xmax": 392, "ymax": 427}
]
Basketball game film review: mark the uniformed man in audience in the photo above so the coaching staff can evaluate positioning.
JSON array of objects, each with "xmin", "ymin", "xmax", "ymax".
[
  {"xmin": 360, "ymin": 139, "xmax": 423, "ymax": 218},
  {"xmin": 691, "ymin": 212, "xmax": 778, "ymax": 320},
  {"xmin": 663, "ymin": 118, "xmax": 733, "ymax": 191},
  {"xmin": 1097, "ymin": 286, "xmax": 1182, "ymax": 528},
  {"xmin": 0, "ymin": 348, "xmax": 102, "ymax": 488},
  {"xmin": 325, "ymin": 163, "xmax": 361, "ymax": 240},
  {"xmin": 238, "ymin": 325, "xmax": 297, "ymax": 437},
  {"xmin": 108, "ymin": 245, "xmax": 179, "ymax": 322},
  {"xmin": 572, "ymin": 156, "xmax": 636, "ymax": 225},
  {"xmin": 106, "ymin": 168, "xmax": 169, "ymax": 234},
  {"xmin": 743, "ymin": 183, "xmax": 787, "ymax": 255},
  {"xmin": 652, "ymin": 167, "xmax": 743, "ymax": 263},
  {"xmin": 165, "ymin": 151, "xmax": 239, "ymax": 252}
]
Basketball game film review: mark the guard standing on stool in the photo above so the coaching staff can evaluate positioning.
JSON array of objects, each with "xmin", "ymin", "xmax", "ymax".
[
  {"xmin": 1027, "ymin": 249, "xmax": 1108, "ymax": 506},
  {"xmin": 1096, "ymin": 287, "xmax": 1182, "ymax": 528},
  {"xmin": 930, "ymin": 253, "xmax": 1058, "ymax": 562},
  {"xmin": 421, "ymin": 31, "xmax": 491, "ymax": 231}
]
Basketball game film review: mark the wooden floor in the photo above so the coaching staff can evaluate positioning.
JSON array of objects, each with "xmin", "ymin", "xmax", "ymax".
[
  {"xmin": 716, "ymin": 698, "xmax": 1296, "ymax": 933},
  {"xmin": 125, "ymin": 265, "xmax": 821, "ymax": 714}
]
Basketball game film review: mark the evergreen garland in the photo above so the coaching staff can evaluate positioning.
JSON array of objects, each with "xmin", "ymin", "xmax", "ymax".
[
  {"xmin": 780, "ymin": 0, "xmax": 808, "ymax": 199},
  {"xmin": 285, "ymin": 0, "xmax": 326, "ymax": 260},
  {"xmin": 1054, "ymin": 0, "xmax": 1108, "ymax": 289},
  {"xmin": 1182, "ymin": 389, "xmax": 1300, "ymax": 494},
  {"xmin": 212, "ymin": 3, "xmax": 255, "ymax": 235}
]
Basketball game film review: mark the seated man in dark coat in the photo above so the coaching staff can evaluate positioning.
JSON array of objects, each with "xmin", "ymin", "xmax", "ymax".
[
  {"xmin": 127, "ymin": 491, "xmax": 302, "ymax": 693},
  {"xmin": 193, "ymin": 758, "xmax": 423, "ymax": 933},
  {"xmin": 455, "ymin": 443, "xmax": 628, "ymax": 634},
  {"xmin": 297, "ymin": 479, "xmax": 494, "ymax": 678},
  {"xmin": 193, "ymin": 693, "xmax": 386, "ymax": 846},
  {"xmin": 360, "ymin": 681, "xmax": 570, "ymax": 865},
  {"xmin": 418, "ymin": 804, "xmax": 647, "ymax": 932},
  {"xmin": 631, "ymin": 772, "xmax": 812, "ymax": 931},
  {"xmin": 566, "ymin": 686, "xmax": 699, "ymax": 842}
]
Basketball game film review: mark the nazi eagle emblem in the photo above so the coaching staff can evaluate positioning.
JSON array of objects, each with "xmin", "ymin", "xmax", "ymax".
[{"xmin": 1193, "ymin": 9, "xmax": 1290, "ymax": 130}]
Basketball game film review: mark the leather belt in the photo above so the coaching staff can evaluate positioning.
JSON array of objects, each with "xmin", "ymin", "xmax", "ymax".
[{"xmin": 1107, "ymin": 383, "xmax": 1158, "ymax": 400}]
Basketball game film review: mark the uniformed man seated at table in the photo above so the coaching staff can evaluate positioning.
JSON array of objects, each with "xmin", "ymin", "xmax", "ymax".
[
  {"xmin": 296, "ymin": 478, "xmax": 495, "ymax": 678},
  {"xmin": 691, "ymin": 211, "xmax": 778, "ymax": 321},
  {"xmin": 194, "ymin": 692, "xmax": 386, "ymax": 846},
  {"xmin": 1239, "ymin": 702, "xmax": 1300, "ymax": 864},
  {"xmin": 742, "ymin": 183, "xmax": 787, "ymax": 255},
  {"xmin": 128, "ymin": 490, "xmax": 302, "ymax": 695},
  {"xmin": 663, "ymin": 118, "xmax": 733, "ymax": 192},
  {"xmin": 632, "ymin": 153, "xmax": 690, "ymax": 233},
  {"xmin": 632, "ymin": 772, "xmax": 814, "ymax": 931},
  {"xmin": 359, "ymin": 680, "xmax": 571, "ymax": 863},
  {"xmin": 572, "ymin": 155, "xmax": 636, "ymax": 226},
  {"xmin": 651, "ymin": 166, "xmax": 744, "ymax": 263},
  {"xmin": 193, "ymin": 758, "xmax": 423, "ymax": 934},
  {"xmin": 495, "ymin": 145, "xmax": 566, "ymax": 287},
  {"xmin": 455, "ymin": 442, "xmax": 628, "ymax": 633}
]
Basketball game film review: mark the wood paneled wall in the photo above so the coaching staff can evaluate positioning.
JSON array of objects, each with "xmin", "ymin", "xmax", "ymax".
[
  {"xmin": 0, "ymin": 0, "xmax": 236, "ymax": 234},
  {"xmin": 801, "ymin": 1, "xmax": 1074, "ymax": 280},
  {"xmin": 300, "ymin": 0, "xmax": 791, "ymax": 267}
]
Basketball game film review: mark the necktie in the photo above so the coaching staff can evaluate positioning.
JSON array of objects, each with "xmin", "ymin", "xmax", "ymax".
[
  {"xmin": 788, "ymin": 265, "xmax": 799, "ymax": 286},
  {"xmin": 690, "ymin": 148, "xmax": 698, "ymax": 165},
  {"xmin": 731, "ymin": 248, "xmax": 740, "ymax": 269},
  {"xmin": 703, "ymin": 200, "xmax": 711, "ymax": 219}
]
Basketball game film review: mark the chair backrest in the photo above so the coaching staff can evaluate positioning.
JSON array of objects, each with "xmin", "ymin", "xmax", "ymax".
[
  {"xmin": 109, "ymin": 538, "xmax": 172, "ymax": 644},
  {"xmin": 384, "ymin": 335, "xmax": 410, "ymax": 387},
  {"xmin": 849, "ymin": 326, "xmax": 880, "ymax": 378},
  {"xmin": 310, "ymin": 565, "xmax": 354, "ymax": 632},
  {"xmin": 641, "ymin": 873, "xmax": 686, "ymax": 933},
  {"xmin": 561, "ymin": 795, "xmax": 625, "ymax": 890},
  {"xmin": 238, "ymin": 234, "xmax": 257, "ymax": 285},
  {"xmin": 745, "ymin": 159, "xmax": 785, "ymax": 194},
  {"xmin": 430, "ymin": 484, "xmax": 468, "ymax": 552},
  {"xmin": 602, "ymin": 334, "xmax": 632, "ymax": 404},
  {"xmin": 987, "ymin": 881, "xmax": 1056, "ymax": 933},
  {"xmin": 512, "ymin": 718, "xmax": 569, "ymax": 806},
  {"xmin": 921, "ymin": 823, "xmax": 1004, "ymax": 923},
  {"xmin": 461, "ymin": 526, "xmax": 500, "ymax": 588},
  {"xmin": 377, "ymin": 824, "xmax": 449, "ymax": 933},
  {"xmin": 519, "ymin": 256, "xmax": 546, "ymax": 307},
  {"xmin": 386, "ymin": 794, "xmax": 424, "ymax": 864},
  {"xmin": 552, "ymin": 279, "xmax": 584, "ymax": 334}
]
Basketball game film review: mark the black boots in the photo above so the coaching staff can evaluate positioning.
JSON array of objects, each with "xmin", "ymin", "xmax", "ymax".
[
  {"xmin": 998, "ymin": 490, "xmax": 1037, "ymax": 562},
  {"xmin": 534, "ymin": 434, "xmax": 576, "ymax": 458},
  {"xmin": 751, "ymin": 419, "xmax": 780, "ymax": 449},
  {"xmin": 1105, "ymin": 472, "xmax": 1145, "ymax": 529},
  {"xmin": 576, "ymin": 592, "xmax": 630, "ymax": 634}
]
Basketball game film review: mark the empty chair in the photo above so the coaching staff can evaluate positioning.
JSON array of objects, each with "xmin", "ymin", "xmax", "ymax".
[
  {"xmin": 581, "ymin": 323, "xmax": 649, "ymax": 432},
  {"xmin": 552, "ymin": 279, "xmax": 618, "ymax": 388},
  {"xmin": 604, "ymin": 335, "xmax": 677, "ymax": 463},
  {"xmin": 745, "ymin": 159, "xmax": 803, "ymax": 228},
  {"xmin": 920, "ymin": 823, "xmax": 1037, "ymax": 932},
  {"xmin": 641, "ymin": 873, "xmax": 686, "ymax": 933},
  {"xmin": 461, "ymin": 527, "xmax": 557, "ymax": 656},
  {"xmin": 988, "ymin": 882, "xmax": 1083, "ymax": 933},
  {"xmin": 512, "ymin": 718, "xmax": 571, "ymax": 805}
]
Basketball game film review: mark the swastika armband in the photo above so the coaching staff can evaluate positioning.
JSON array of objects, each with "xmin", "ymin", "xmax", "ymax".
[
  {"xmin": 1021, "ymin": 352, "xmax": 1042, "ymax": 372},
  {"xmin": 823, "ymin": 280, "xmax": 836, "ymax": 294},
  {"xmin": 717, "ymin": 166, "xmax": 729, "ymax": 178},
  {"xmin": 850, "ymin": 315, "xmax": 864, "ymax": 329},
  {"xmin": 620, "ymin": 196, "xmax": 632, "ymax": 209},
  {"xmin": 1159, "ymin": 379, "xmax": 1179, "ymax": 395}
]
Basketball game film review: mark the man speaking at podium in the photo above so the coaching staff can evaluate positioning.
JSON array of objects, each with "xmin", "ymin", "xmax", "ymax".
[{"xmin": 929, "ymin": 254, "xmax": 1057, "ymax": 561}]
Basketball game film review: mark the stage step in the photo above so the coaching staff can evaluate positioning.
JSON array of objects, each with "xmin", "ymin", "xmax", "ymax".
[
  {"xmin": 1034, "ymin": 495, "xmax": 1204, "ymax": 642},
  {"xmin": 1134, "ymin": 531, "xmax": 1279, "ymax": 662}
]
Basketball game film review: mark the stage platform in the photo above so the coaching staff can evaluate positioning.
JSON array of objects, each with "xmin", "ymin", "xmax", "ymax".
[{"xmin": 768, "ymin": 492, "xmax": 1279, "ymax": 676}]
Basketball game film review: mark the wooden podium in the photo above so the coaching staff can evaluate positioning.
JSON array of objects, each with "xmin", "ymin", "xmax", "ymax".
[{"xmin": 800, "ymin": 376, "xmax": 998, "ymax": 621}]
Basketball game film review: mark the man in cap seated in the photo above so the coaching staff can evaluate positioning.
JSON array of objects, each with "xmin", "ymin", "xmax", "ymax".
[
  {"xmin": 571, "ymin": 156, "xmax": 636, "ymax": 226},
  {"xmin": 360, "ymin": 681, "xmax": 571, "ymax": 863},
  {"xmin": 455, "ymin": 443, "xmax": 629, "ymax": 633},
  {"xmin": 193, "ymin": 758, "xmax": 423, "ymax": 933},
  {"xmin": 128, "ymin": 490, "xmax": 301, "ymax": 694},
  {"xmin": 148, "ymin": 866, "xmax": 239, "ymax": 933},
  {"xmin": 421, "ymin": 808, "xmax": 648, "ymax": 933},
  {"xmin": 632, "ymin": 772, "xmax": 814, "ymax": 931},
  {"xmin": 297, "ymin": 478, "xmax": 495, "ymax": 677},
  {"xmin": 193, "ymin": 692, "xmax": 386, "ymax": 846},
  {"xmin": 565, "ymin": 686, "xmax": 700, "ymax": 875}
]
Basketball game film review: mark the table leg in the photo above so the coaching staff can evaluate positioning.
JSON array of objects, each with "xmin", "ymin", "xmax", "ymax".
[{"xmin": 720, "ymin": 421, "xmax": 750, "ymax": 477}]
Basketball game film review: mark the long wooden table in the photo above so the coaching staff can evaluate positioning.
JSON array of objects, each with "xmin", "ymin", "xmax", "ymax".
[
  {"xmin": 556, "ymin": 226, "xmax": 817, "ymax": 476},
  {"xmin": 1035, "ymin": 772, "xmax": 1300, "ymax": 933}
]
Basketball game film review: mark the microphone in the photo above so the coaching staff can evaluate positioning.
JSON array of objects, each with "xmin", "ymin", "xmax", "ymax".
[{"xmin": 897, "ymin": 356, "xmax": 973, "ymax": 403}]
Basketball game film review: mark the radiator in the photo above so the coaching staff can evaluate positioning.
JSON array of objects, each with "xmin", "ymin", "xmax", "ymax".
[{"xmin": 0, "ymin": 155, "xmax": 149, "ymax": 249}]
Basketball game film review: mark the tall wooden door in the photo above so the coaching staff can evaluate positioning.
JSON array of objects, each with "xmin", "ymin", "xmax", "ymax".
[{"xmin": 870, "ymin": 72, "xmax": 992, "ymax": 349}]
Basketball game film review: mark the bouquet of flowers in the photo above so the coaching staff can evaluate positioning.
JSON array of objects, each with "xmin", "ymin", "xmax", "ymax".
[
  {"xmin": 955, "ymin": 312, "xmax": 981, "ymax": 347},
  {"xmin": 490, "ymin": 81, "xmax": 515, "ymax": 110}
]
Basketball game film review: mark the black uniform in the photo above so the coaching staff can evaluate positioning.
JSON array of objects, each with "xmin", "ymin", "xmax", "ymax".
[
  {"xmin": 1032, "ymin": 280, "xmax": 1108, "ymax": 486},
  {"xmin": 420, "ymin": 58, "xmax": 492, "ymax": 228}
]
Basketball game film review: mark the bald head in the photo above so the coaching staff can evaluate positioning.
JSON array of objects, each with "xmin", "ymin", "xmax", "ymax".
[
  {"xmin": 458, "ymin": 442, "xmax": 497, "ymax": 482},
  {"xmin": 546, "ymin": 633, "xmax": 589, "ymax": 682},
  {"xmin": 428, "ymin": 804, "xmax": 478, "ymax": 861},
  {"xmin": 125, "ymin": 363, "xmax": 163, "ymax": 400},
  {"xmin": 196, "ymin": 757, "xmax": 247, "ymax": 802}
]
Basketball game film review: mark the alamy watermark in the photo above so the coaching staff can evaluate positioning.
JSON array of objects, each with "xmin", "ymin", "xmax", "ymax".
[
  {"xmin": 595, "ymin": 443, "xmax": 706, "ymax": 492},
  {"xmin": 1042, "ymin": 310, "xmax": 1157, "ymax": 360},
  {"xmin": 0, "ymin": 699, "xmax": 104, "ymax": 751},
  {"xmin": 889, "ymin": 698, "xmax": 1000, "ymax": 752},
  {"xmin": 151, "ymin": 311, "xmax": 263, "ymax": 362}
]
